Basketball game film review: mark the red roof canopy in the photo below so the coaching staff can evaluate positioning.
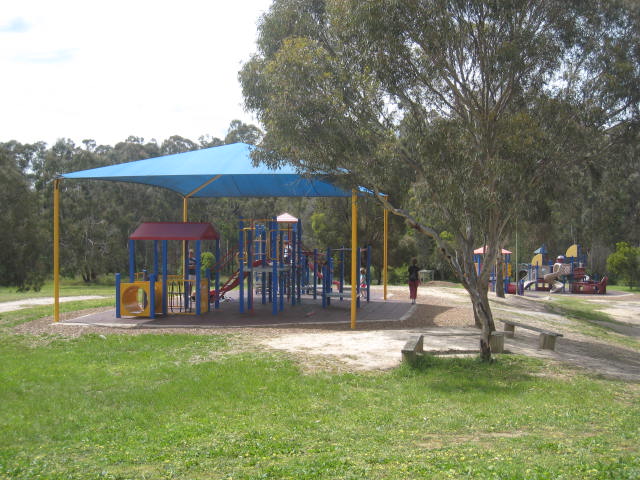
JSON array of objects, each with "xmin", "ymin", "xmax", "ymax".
[
  {"xmin": 129, "ymin": 222, "xmax": 220, "ymax": 241},
  {"xmin": 474, "ymin": 246, "xmax": 512, "ymax": 255}
]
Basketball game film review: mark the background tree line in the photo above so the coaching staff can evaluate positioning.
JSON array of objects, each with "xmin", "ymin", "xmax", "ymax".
[
  {"xmin": 1, "ymin": 114, "xmax": 637, "ymax": 293},
  {"xmin": 0, "ymin": 120, "xmax": 405, "ymax": 290}
]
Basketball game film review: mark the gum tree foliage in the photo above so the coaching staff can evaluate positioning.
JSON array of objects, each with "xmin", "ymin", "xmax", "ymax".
[
  {"xmin": 607, "ymin": 242, "xmax": 640, "ymax": 289},
  {"xmin": 0, "ymin": 142, "xmax": 48, "ymax": 290},
  {"xmin": 240, "ymin": 0, "xmax": 638, "ymax": 359}
]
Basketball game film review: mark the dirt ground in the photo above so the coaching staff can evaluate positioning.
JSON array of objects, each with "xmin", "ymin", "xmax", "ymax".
[{"xmin": 6, "ymin": 284, "xmax": 640, "ymax": 381}]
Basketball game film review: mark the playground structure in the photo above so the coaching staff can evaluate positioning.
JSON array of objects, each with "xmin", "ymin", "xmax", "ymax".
[
  {"xmin": 295, "ymin": 245, "xmax": 372, "ymax": 306},
  {"xmin": 473, "ymin": 246, "xmax": 514, "ymax": 294},
  {"xmin": 55, "ymin": 142, "xmax": 392, "ymax": 328},
  {"xmin": 520, "ymin": 244, "xmax": 607, "ymax": 295},
  {"xmin": 220, "ymin": 213, "xmax": 372, "ymax": 316},
  {"xmin": 474, "ymin": 243, "xmax": 608, "ymax": 295},
  {"xmin": 116, "ymin": 222, "xmax": 220, "ymax": 318}
]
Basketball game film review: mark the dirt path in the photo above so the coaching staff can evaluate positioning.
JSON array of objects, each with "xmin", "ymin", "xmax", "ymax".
[
  {"xmin": 7, "ymin": 285, "xmax": 640, "ymax": 381},
  {"xmin": 0, "ymin": 296, "xmax": 106, "ymax": 313}
]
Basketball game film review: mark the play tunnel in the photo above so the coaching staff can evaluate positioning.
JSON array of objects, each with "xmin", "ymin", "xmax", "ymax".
[{"xmin": 119, "ymin": 281, "xmax": 163, "ymax": 317}]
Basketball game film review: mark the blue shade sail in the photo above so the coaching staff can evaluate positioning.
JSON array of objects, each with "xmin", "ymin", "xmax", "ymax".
[{"xmin": 60, "ymin": 142, "xmax": 351, "ymax": 198}]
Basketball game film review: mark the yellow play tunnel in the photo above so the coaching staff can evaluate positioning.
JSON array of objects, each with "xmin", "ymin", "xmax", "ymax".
[{"xmin": 119, "ymin": 281, "xmax": 163, "ymax": 317}]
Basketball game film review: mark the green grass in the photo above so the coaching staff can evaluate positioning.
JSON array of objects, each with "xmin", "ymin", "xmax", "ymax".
[
  {"xmin": 0, "ymin": 299, "xmax": 114, "ymax": 329},
  {"xmin": 0, "ymin": 278, "xmax": 115, "ymax": 329},
  {"xmin": 0, "ymin": 277, "xmax": 115, "ymax": 303},
  {"xmin": 0, "ymin": 333, "xmax": 638, "ymax": 480},
  {"xmin": 546, "ymin": 297, "xmax": 640, "ymax": 351},
  {"xmin": 608, "ymin": 285, "xmax": 638, "ymax": 293}
]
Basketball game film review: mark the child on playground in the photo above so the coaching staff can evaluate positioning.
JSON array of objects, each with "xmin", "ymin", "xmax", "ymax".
[
  {"xmin": 188, "ymin": 249, "xmax": 197, "ymax": 297},
  {"xmin": 359, "ymin": 267, "xmax": 367, "ymax": 299}
]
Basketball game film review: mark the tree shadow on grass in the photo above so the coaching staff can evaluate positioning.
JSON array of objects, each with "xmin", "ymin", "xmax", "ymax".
[{"xmin": 396, "ymin": 354, "xmax": 545, "ymax": 395}]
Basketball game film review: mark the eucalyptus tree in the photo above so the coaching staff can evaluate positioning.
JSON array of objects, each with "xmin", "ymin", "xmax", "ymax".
[
  {"xmin": 241, "ymin": 0, "xmax": 638, "ymax": 359},
  {"xmin": 224, "ymin": 119, "xmax": 264, "ymax": 145},
  {"xmin": 0, "ymin": 141, "xmax": 48, "ymax": 290}
]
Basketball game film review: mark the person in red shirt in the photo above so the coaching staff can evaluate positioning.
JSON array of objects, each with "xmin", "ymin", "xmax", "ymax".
[{"xmin": 408, "ymin": 258, "xmax": 420, "ymax": 304}]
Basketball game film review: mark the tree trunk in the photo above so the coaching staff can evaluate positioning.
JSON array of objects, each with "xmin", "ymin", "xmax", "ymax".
[{"xmin": 468, "ymin": 285, "xmax": 496, "ymax": 361}]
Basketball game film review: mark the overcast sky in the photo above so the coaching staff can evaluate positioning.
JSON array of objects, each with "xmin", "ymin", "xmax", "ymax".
[{"xmin": 0, "ymin": 0, "xmax": 273, "ymax": 147}]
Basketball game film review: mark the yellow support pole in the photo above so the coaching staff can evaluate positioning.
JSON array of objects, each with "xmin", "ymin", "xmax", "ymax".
[
  {"xmin": 53, "ymin": 179, "xmax": 61, "ymax": 322},
  {"xmin": 383, "ymin": 207, "xmax": 388, "ymax": 301},
  {"xmin": 183, "ymin": 197, "xmax": 188, "ymax": 222},
  {"xmin": 183, "ymin": 197, "xmax": 188, "ymax": 280},
  {"xmin": 350, "ymin": 189, "xmax": 358, "ymax": 329}
]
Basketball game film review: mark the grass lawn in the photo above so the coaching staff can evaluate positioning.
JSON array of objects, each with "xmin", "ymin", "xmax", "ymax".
[
  {"xmin": 1, "ymin": 329, "xmax": 638, "ymax": 479},
  {"xmin": 608, "ymin": 285, "xmax": 638, "ymax": 293},
  {"xmin": 0, "ymin": 277, "xmax": 116, "ymax": 303},
  {"xmin": 545, "ymin": 297, "xmax": 640, "ymax": 351}
]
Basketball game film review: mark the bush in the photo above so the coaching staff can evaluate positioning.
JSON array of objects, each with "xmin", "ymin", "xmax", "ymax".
[
  {"xmin": 389, "ymin": 264, "xmax": 409, "ymax": 285},
  {"xmin": 606, "ymin": 242, "xmax": 640, "ymax": 290}
]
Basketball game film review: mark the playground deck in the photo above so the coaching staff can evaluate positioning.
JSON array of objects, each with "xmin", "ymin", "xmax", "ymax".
[{"xmin": 61, "ymin": 292, "xmax": 414, "ymax": 329}]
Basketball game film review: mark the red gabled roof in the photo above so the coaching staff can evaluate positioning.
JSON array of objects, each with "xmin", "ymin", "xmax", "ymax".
[{"xmin": 129, "ymin": 222, "xmax": 220, "ymax": 241}]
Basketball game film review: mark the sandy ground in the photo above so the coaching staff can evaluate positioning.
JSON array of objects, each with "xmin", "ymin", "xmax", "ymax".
[{"xmin": 5, "ymin": 285, "xmax": 640, "ymax": 381}]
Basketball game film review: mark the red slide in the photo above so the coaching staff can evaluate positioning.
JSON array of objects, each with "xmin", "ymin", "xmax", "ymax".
[{"xmin": 209, "ymin": 259, "xmax": 266, "ymax": 301}]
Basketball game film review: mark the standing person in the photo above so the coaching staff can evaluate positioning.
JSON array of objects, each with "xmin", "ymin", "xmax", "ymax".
[
  {"xmin": 359, "ymin": 267, "xmax": 367, "ymax": 299},
  {"xmin": 188, "ymin": 248, "xmax": 197, "ymax": 298},
  {"xmin": 408, "ymin": 258, "xmax": 420, "ymax": 304}
]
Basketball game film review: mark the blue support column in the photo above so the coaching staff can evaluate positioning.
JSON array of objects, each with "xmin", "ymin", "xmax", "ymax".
[
  {"xmin": 184, "ymin": 241, "xmax": 190, "ymax": 312},
  {"xmin": 296, "ymin": 219, "xmax": 302, "ymax": 304},
  {"xmin": 247, "ymin": 224, "xmax": 253, "ymax": 312},
  {"xmin": 239, "ymin": 219, "xmax": 245, "ymax": 314},
  {"xmin": 326, "ymin": 247, "xmax": 332, "ymax": 306},
  {"xmin": 162, "ymin": 240, "xmax": 168, "ymax": 315},
  {"xmin": 260, "ymin": 227, "xmax": 267, "ymax": 305},
  {"xmin": 195, "ymin": 240, "xmax": 201, "ymax": 315},
  {"xmin": 149, "ymin": 274, "xmax": 156, "ymax": 319},
  {"xmin": 313, "ymin": 249, "xmax": 318, "ymax": 300},
  {"xmin": 115, "ymin": 273, "xmax": 121, "ymax": 318},
  {"xmin": 215, "ymin": 238, "xmax": 220, "ymax": 309},
  {"xmin": 340, "ymin": 247, "xmax": 345, "ymax": 299},
  {"xmin": 271, "ymin": 218, "xmax": 278, "ymax": 315},
  {"xmin": 321, "ymin": 260, "xmax": 327, "ymax": 308},
  {"xmin": 291, "ymin": 223, "xmax": 297, "ymax": 306},
  {"xmin": 128, "ymin": 239, "xmax": 135, "ymax": 282},
  {"xmin": 279, "ymin": 228, "xmax": 284, "ymax": 312}
]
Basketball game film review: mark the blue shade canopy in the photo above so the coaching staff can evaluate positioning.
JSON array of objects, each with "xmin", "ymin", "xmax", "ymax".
[{"xmin": 60, "ymin": 142, "xmax": 351, "ymax": 198}]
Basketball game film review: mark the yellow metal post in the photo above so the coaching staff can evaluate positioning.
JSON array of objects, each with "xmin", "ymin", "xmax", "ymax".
[
  {"xmin": 351, "ymin": 190, "xmax": 358, "ymax": 329},
  {"xmin": 383, "ymin": 207, "xmax": 388, "ymax": 300},
  {"xmin": 183, "ymin": 197, "xmax": 188, "ymax": 222},
  {"xmin": 53, "ymin": 179, "xmax": 60, "ymax": 322},
  {"xmin": 182, "ymin": 197, "xmax": 188, "ymax": 281}
]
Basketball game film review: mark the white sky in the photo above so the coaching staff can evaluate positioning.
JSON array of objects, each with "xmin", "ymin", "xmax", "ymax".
[{"xmin": 0, "ymin": 0, "xmax": 273, "ymax": 147}]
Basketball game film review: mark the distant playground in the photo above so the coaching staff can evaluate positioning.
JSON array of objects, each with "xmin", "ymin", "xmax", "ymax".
[{"xmin": 474, "ymin": 243, "xmax": 608, "ymax": 297}]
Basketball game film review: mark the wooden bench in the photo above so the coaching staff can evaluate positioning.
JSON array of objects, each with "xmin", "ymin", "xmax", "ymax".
[
  {"xmin": 499, "ymin": 320, "xmax": 563, "ymax": 350},
  {"xmin": 401, "ymin": 335, "xmax": 424, "ymax": 366},
  {"xmin": 401, "ymin": 333, "xmax": 504, "ymax": 365}
]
